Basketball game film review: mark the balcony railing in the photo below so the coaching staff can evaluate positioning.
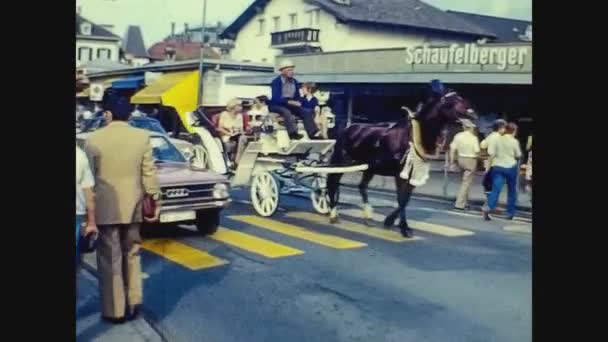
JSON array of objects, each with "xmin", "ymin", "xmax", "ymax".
[{"xmin": 271, "ymin": 28, "xmax": 320, "ymax": 47}]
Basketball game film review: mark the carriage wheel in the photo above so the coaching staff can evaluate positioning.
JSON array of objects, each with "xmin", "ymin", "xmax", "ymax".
[
  {"xmin": 251, "ymin": 172, "xmax": 279, "ymax": 217},
  {"xmin": 310, "ymin": 176, "xmax": 330, "ymax": 215}
]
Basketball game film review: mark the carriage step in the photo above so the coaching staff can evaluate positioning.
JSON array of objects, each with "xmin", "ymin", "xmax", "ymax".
[
  {"xmin": 285, "ymin": 212, "xmax": 422, "ymax": 242},
  {"xmin": 295, "ymin": 163, "xmax": 369, "ymax": 174},
  {"xmin": 228, "ymin": 215, "xmax": 367, "ymax": 249}
]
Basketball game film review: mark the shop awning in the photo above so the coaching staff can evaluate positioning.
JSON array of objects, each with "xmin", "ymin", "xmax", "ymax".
[
  {"xmin": 131, "ymin": 71, "xmax": 194, "ymax": 104},
  {"xmin": 76, "ymin": 87, "xmax": 90, "ymax": 98},
  {"xmin": 112, "ymin": 76, "xmax": 145, "ymax": 89},
  {"xmin": 226, "ymin": 72, "xmax": 532, "ymax": 85},
  {"xmin": 130, "ymin": 71, "xmax": 199, "ymax": 133}
]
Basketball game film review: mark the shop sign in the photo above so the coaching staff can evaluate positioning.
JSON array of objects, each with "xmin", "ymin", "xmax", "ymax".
[
  {"xmin": 405, "ymin": 43, "xmax": 529, "ymax": 70},
  {"xmin": 89, "ymin": 83, "xmax": 105, "ymax": 101}
]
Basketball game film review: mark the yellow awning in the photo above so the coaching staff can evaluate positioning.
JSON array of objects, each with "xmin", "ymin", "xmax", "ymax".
[
  {"xmin": 131, "ymin": 71, "xmax": 195, "ymax": 104},
  {"xmin": 130, "ymin": 71, "xmax": 199, "ymax": 133},
  {"xmin": 76, "ymin": 88, "xmax": 90, "ymax": 98}
]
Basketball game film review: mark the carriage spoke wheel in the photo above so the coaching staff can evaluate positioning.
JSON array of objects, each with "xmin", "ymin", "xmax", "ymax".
[
  {"xmin": 251, "ymin": 172, "xmax": 279, "ymax": 217},
  {"xmin": 310, "ymin": 176, "xmax": 330, "ymax": 215}
]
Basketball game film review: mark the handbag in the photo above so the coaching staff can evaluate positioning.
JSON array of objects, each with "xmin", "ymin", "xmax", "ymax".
[
  {"xmin": 142, "ymin": 194, "xmax": 158, "ymax": 221},
  {"xmin": 78, "ymin": 231, "xmax": 98, "ymax": 254},
  {"xmin": 482, "ymin": 167, "xmax": 494, "ymax": 193}
]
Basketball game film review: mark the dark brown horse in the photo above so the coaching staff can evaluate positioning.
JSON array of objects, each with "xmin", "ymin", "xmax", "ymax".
[{"xmin": 326, "ymin": 89, "xmax": 471, "ymax": 237}]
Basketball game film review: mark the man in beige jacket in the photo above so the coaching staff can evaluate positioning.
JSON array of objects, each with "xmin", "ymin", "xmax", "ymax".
[
  {"xmin": 84, "ymin": 94, "xmax": 160, "ymax": 323},
  {"xmin": 449, "ymin": 119, "xmax": 480, "ymax": 210}
]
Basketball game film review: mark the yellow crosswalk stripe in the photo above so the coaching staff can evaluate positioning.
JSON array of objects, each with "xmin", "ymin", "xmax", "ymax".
[
  {"xmin": 228, "ymin": 215, "xmax": 367, "ymax": 249},
  {"xmin": 210, "ymin": 227, "xmax": 304, "ymax": 258},
  {"xmin": 142, "ymin": 239, "xmax": 228, "ymax": 270},
  {"xmin": 340, "ymin": 209, "xmax": 474, "ymax": 237},
  {"xmin": 285, "ymin": 212, "xmax": 422, "ymax": 242}
]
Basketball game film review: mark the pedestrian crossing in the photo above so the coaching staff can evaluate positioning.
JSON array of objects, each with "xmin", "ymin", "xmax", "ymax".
[
  {"xmin": 285, "ymin": 212, "xmax": 423, "ymax": 242},
  {"xmin": 339, "ymin": 209, "xmax": 474, "ymax": 237},
  {"xmin": 131, "ymin": 210, "xmax": 476, "ymax": 271},
  {"xmin": 141, "ymin": 239, "xmax": 229, "ymax": 271},
  {"xmin": 229, "ymin": 215, "xmax": 367, "ymax": 249}
]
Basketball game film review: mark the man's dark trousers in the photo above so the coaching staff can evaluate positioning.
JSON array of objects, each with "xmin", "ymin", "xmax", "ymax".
[{"xmin": 269, "ymin": 104, "xmax": 318, "ymax": 137}]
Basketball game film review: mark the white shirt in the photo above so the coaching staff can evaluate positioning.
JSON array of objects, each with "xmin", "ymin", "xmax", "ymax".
[
  {"xmin": 450, "ymin": 130, "xmax": 480, "ymax": 158},
  {"xmin": 218, "ymin": 111, "xmax": 244, "ymax": 143},
  {"xmin": 76, "ymin": 146, "xmax": 95, "ymax": 215},
  {"xmin": 82, "ymin": 110, "xmax": 93, "ymax": 120},
  {"xmin": 488, "ymin": 134, "xmax": 522, "ymax": 168}
]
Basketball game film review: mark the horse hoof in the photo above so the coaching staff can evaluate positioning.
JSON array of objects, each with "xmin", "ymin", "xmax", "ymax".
[
  {"xmin": 383, "ymin": 217, "xmax": 395, "ymax": 229},
  {"xmin": 364, "ymin": 219, "xmax": 375, "ymax": 227},
  {"xmin": 329, "ymin": 217, "xmax": 339, "ymax": 224},
  {"xmin": 399, "ymin": 224, "xmax": 414, "ymax": 238}
]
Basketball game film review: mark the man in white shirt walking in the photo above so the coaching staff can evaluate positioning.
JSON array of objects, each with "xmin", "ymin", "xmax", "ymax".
[
  {"xmin": 76, "ymin": 146, "xmax": 98, "ymax": 265},
  {"xmin": 483, "ymin": 122, "xmax": 522, "ymax": 220},
  {"xmin": 449, "ymin": 119, "xmax": 480, "ymax": 210}
]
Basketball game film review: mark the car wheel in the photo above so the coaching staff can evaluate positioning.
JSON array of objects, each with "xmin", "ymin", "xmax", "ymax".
[{"xmin": 195, "ymin": 209, "xmax": 220, "ymax": 236}]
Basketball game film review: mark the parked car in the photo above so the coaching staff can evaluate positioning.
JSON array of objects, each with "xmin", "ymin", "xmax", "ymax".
[{"xmin": 76, "ymin": 132, "xmax": 231, "ymax": 235}]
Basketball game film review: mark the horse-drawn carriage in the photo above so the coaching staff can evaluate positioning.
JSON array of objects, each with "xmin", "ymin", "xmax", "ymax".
[{"xmin": 183, "ymin": 106, "xmax": 366, "ymax": 217}]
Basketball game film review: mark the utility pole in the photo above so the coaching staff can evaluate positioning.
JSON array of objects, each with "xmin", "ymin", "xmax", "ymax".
[{"xmin": 197, "ymin": 0, "xmax": 208, "ymax": 106}]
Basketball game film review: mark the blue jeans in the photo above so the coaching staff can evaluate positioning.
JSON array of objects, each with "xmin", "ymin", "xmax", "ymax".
[
  {"xmin": 76, "ymin": 215, "xmax": 84, "ymax": 264},
  {"xmin": 487, "ymin": 166, "xmax": 518, "ymax": 216}
]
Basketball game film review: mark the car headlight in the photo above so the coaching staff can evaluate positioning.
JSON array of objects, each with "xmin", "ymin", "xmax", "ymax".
[{"xmin": 213, "ymin": 183, "xmax": 230, "ymax": 199}]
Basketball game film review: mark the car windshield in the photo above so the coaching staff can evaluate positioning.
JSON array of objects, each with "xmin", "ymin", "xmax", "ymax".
[
  {"xmin": 150, "ymin": 136, "xmax": 187, "ymax": 163},
  {"xmin": 129, "ymin": 118, "xmax": 167, "ymax": 134}
]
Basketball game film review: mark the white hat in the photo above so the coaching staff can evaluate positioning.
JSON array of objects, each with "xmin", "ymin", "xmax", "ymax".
[
  {"xmin": 278, "ymin": 59, "xmax": 295, "ymax": 71},
  {"xmin": 460, "ymin": 118, "xmax": 476, "ymax": 128}
]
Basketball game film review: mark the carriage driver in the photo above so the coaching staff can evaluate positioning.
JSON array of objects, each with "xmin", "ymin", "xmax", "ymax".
[{"xmin": 268, "ymin": 60, "xmax": 322, "ymax": 140}]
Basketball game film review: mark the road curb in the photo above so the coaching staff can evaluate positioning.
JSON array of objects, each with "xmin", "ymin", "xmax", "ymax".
[{"xmin": 79, "ymin": 253, "xmax": 169, "ymax": 342}]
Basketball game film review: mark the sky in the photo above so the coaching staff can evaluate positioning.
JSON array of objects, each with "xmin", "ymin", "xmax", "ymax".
[{"xmin": 76, "ymin": 0, "xmax": 532, "ymax": 47}]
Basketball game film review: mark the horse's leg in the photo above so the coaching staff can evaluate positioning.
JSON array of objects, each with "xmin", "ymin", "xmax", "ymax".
[
  {"xmin": 395, "ymin": 176, "xmax": 415, "ymax": 238},
  {"xmin": 327, "ymin": 173, "xmax": 343, "ymax": 224},
  {"xmin": 383, "ymin": 176, "xmax": 402, "ymax": 229},
  {"xmin": 359, "ymin": 170, "xmax": 375, "ymax": 225}
]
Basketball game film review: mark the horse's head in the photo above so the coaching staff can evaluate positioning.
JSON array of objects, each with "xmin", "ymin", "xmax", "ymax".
[
  {"xmin": 434, "ymin": 91, "xmax": 471, "ymax": 124},
  {"xmin": 416, "ymin": 86, "xmax": 473, "ymax": 154}
]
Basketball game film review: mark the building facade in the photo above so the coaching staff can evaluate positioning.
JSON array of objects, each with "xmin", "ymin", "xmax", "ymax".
[
  {"xmin": 221, "ymin": 0, "xmax": 494, "ymax": 64},
  {"xmin": 122, "ymin": 25, "xmax": 151, "ymax": 66},
  {"xmin": 76, "ymin": 14, "xmax": 121, "ymax": 68}
]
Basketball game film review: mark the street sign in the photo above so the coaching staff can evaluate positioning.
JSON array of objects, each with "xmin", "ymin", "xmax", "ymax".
[{"xmin": 89, "ymin": 83, "xmax": 104, "ymax": 101}]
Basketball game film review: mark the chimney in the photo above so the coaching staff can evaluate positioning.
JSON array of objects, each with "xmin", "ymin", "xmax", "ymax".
[
  {"xmin": 184, "ymin": 23, "xmax": 189, "ymax": 42},
  {"xmin": 171, "ymin": 22, "xmax": 175, "ymax": 38},
  {"xmin": 77, "ymin": 6, "xmax": 82, "ymax": 15}
]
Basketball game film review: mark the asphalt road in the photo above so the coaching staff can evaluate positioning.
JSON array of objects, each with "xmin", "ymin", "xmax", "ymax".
[{"xmin": 89, "ymin": 187, "xmax": 532, "ymax": 342}]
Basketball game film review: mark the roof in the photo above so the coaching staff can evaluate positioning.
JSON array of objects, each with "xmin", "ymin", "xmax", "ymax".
[
  {"xmin": 86, "ymin": 58, "xmax": 274, "ymax": 80},
  {"xmin": 148, "ymin": 41, "xmax": 222, "ymax": 61},
  {"xmin": 76, "ymin": 14, "xmax": 120, "ymax": 40},
  {"xmin": 447, "ymin": 11, "xmax": 532, "ymax": 43},
  {"xmin": 78, "ymin": 58, "xmax": 129, "ymax": 72},
  {"xmin": 123, "ymin": 26, "xmax": 149, "ymax": 58},
  {"xmin": 221, "ymin": 0, "xmax": 495, "ymax": 39},
  {"xmin": 226, "ymin": 72, "xmax": 531, "ymax": 85}
]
